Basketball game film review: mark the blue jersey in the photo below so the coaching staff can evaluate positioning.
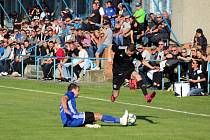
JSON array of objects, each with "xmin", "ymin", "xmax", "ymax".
[
  {"xmin": 60, "ymin": 91, "xmax": 85, "ymax": 127},
  {"xmin": 105, "ymin": 7, "xmax": 117, "ymax": 17}
]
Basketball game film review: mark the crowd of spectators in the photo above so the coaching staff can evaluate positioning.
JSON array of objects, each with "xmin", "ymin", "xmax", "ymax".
[{"xmin": 0, "ymin": 0, "xmax": 209, "ymax": 94}]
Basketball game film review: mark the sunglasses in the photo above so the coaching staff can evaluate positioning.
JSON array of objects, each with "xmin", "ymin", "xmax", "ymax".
[{"xmin": 158, "ymin": 44, "xmax": 164, "ymax": 45}]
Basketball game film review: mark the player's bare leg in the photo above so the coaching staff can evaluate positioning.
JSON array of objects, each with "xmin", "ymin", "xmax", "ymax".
[{"xmin": 111, "ymin": 90, "xmax": 120, "ymax": 102}]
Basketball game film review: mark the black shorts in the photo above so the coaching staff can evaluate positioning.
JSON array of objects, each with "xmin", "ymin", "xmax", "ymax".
[
  {"xmin": 113, "ymin": 69, "xmax": 133, "ymax": 90},
  {"xmin": 84, "ymin": 112, "xmax": 95, "ymax": 124}
]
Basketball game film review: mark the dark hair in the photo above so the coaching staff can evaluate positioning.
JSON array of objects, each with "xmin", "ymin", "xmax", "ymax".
[
  {"xmin": 192, "ymin": 59, "xmax": 200, "ymax": 67},
  {"xmin": 196, "ymin": 28, "xmax": 203, "ymax": 35},
  {"xmin": 68, "ymin": 83, "xmax": 80, "ymax": 91},
  {"xmin": 49, "ymin": 41, "xmax": 54, "ymax": 44},
  {"xmin": 127, "ymin": 43, "xmax": 136, "ymax": 52},
  {"xmin": 24, "ymin": 39, "xmax": 29, "ymax": 43}
]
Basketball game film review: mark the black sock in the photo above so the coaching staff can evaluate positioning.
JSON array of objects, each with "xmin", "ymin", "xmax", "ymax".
[{"xmin": 137, "ymin": 80, "xmax": 148, "ymax": 96}]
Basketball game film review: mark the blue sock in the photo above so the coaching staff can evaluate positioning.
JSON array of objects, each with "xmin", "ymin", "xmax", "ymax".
[{"xmin": 101, "ymin": 115, "xmax": 120, "ymax": 123}]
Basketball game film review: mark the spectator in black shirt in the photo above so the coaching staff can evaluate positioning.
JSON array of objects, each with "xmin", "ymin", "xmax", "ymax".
[
  {"xmin": 130, "ymin": 18, "xmax": 144, "ymax": 44},
  {"xmin": 110, "ymin": 44, "xmax": 157, "ymax": 103},
  {"xmin": 88, "ymin": 2, "xmax": 101, "ymax": 30},
  {"xmin": 188, "ymin": 60, "xmax": 206, "ymax": 95},
  {"xmin": 193, "ymin": 28, "xmax": 208, "ymax": 53}
]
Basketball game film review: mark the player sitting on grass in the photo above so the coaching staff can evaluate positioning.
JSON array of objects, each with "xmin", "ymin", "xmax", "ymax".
[{"xmin": 60, "ymin": 83, "xmax": 129, "ymax": 128}]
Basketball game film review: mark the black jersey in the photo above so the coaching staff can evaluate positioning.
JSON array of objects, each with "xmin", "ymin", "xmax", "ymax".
[
  {"xmin": 189, "ymin": 69, "xmax": 205, "ymax": 89},
  {"xmin": 112, "ymin": 45, "xmax": 143, "ymax": 74}
]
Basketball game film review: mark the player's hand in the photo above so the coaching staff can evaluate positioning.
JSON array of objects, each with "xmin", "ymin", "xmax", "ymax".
[
  {"xmin": 108, "ymin": 59, "xmax": 113, "ymax": 65},
  {"xmin": 189, "ymin": 79, "xmax": 196, "ymax": 83},
  {"xmin": 64, "ymin": 108, "xmax": 71, "ymax": 115}
]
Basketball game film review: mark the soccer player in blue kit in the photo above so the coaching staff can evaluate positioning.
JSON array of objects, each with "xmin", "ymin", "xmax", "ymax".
[{"xmin": 60, "ymin": 83, "xmax": 129, "ymax": 127}]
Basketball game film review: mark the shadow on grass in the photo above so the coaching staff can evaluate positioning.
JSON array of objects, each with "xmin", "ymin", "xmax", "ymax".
[
  {"xmin": 136, "ymin": 115, "xmax": 159, "ymax": 124},
  {"xmin": 100, "ymin": 124, "xmax": 128, "ymax": 127}
]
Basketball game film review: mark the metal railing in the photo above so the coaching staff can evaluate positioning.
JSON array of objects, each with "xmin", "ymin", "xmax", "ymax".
[{"xmin": 19, "ymin": 55, "xmax": 210, "ymax": 93}]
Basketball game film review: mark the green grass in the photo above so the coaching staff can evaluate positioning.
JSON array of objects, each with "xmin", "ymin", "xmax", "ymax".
[{"xmin": 0, "ymin": 77, "xmax": 210, "ymax": 140}]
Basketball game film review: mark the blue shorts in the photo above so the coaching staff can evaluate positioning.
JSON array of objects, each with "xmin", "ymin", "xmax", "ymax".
[
  {"xmin": 65, "ymin": 112, "xmax": 95, "ymax": 127},
  {"xmin": 65, "ymin": 112, "xmax": 85, "ymax": 127},
  {"xmin": 96, "ymin": 44, "xmax": 108, "ymax": 55}
]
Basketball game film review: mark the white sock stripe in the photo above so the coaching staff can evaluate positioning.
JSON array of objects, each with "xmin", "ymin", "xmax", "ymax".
[{"xmin": 0, "ymin": 85, "xmax": 210, "ymax": 117}]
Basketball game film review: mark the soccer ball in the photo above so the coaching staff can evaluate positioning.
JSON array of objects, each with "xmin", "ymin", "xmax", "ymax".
[{"xmin": 127, "ymin": 113, "xmax": 136, "ymax": 126}]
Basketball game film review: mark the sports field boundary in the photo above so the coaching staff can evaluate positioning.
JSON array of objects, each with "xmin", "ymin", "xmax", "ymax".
[{"xmin": 0, "ymin": 85, "xmax": 210, "ymax": 117}]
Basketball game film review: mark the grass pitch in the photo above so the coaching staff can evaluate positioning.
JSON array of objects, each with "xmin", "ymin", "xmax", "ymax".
[{"xmin": 0, "ymin": 77, "xmax": 210, "ymax": 140}]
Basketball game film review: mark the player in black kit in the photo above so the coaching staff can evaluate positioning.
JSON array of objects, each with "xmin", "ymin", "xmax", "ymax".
[{"xmin": 110, "ymin": 44, "xmax": 158, "ymax": 103}]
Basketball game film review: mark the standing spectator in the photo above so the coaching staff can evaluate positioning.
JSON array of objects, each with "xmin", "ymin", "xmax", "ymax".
[
  {"xmin": 193, "ymin": 28, "xmax": 208, "ymax": 53},
  {"xmin": 104, "ymin": 1, "xmax": 117, "ymax": 28},
  {"xmin": 94, "ymin": 21, "xmax": 113, "ymax": 70},
  {"xmin": 133, "ymin": 2, "xmax": 146, "ymax": 25}
]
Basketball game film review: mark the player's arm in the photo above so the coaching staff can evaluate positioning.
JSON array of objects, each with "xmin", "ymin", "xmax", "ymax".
[
  {"xmin": 142, "ymin": 59, "xmax": 157, "ymax": 70},
  {"xmin": 61, "ymin": 95, "xmax": 71, "ymax": 115}
]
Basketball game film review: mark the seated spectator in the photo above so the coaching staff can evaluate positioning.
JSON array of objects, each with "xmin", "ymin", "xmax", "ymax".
[
  {"xmin": 190, "ymin": 47, "xmax": 198, "ymax": 59},
  {"xmin": 61, "ymin": 41, "xmax": 78, "ymax": 81},
  {"xmin": 113, "ymin": 16, "xmax": 131, "ymax": 46},
  {"xmin": 88, "ymin": 2, "xmax": 101, "ymax": 31},
  {"xmin": 41, "ymin": 41, "xmax": 55, "ymax": 80},
  {"xmin": 54, "ymin": 42, "xmax": 65, "ymax": 80},
  {"xmin": 130, "ymin": 17, "xmax": 144, "ymax": 45},
  {"xmin": 136, "ymin": 44, "xmax": 151, "ymax": 61},
  {"xmin": 177, "ymin": 48, "xmax": 191, "ymax": 77},
  {"xmin": 11, "ymin": 43, "xmax": 22, "ymax": 77},
  {"xmin": 0, "ymin": 41, "xmax": 11, "ymax": 76},
  {"xmin": 147, "ymin": 14, "xmax": 170, "ymax": 46},
  {"xmin": 72, "ymin": 42, "xmax": 89, "ymax": 81},
  {"xmin": 0, "ymin": 41, "xmax": 5, "ymax": 57},
  {"xmin": 188, "ymin": 60, "xmax": 207, "ymax": 95},
  {"xmin": 81, "ymin": 31, "xmax": 96, "ymax": 58},
  {"xmin": 146, "ymin": 46, "xmax": 162, "ymax": 89}
]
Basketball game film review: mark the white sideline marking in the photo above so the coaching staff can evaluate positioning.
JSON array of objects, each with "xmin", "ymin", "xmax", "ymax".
[{"xmin": 0, "ymin": 85, "xmax": 210, "ymax": 117}]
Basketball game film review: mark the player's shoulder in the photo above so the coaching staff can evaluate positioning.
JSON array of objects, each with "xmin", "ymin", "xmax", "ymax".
[{"xmin": 65, "ymin": 91, "xmax": 74, "ymax": 99}]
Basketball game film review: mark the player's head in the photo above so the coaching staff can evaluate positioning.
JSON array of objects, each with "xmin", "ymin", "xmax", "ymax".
[
  {"xmin": 126, "ymin": 43, "xmax": 136, "ymax": 56},
  {"xmin": 68, "ymin": 83, "xmax": 80, "ymax": 97}
]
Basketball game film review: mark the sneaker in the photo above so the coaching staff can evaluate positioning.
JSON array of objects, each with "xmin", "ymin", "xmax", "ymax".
[
  {"xmin": 111, "ymin": 95, "xmax": 116, "ymax": 102},
  {"xmin": 120, "ymin": 110, "xmax": 128, "ymax": 126},
  {"xmin": 1, "ymin": 72, "xmax": 8, "ymax": 76},
  {"xmin": 85, "ymin": 124, "xmax": 101, "ymax": 128},
  {"xmin": 145, "ymin": 92, "xmax": 156, "ymax": 103}
]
